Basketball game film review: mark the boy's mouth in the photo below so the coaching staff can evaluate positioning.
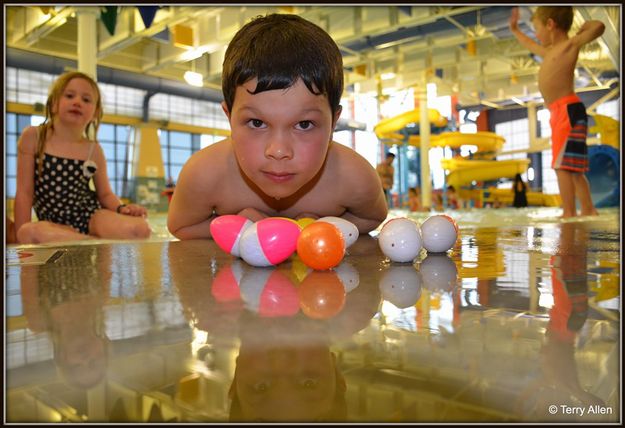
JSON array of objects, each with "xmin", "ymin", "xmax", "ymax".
[{"xmin": 263, "ymin": 171, "xmax": 295, "ymax": 183}]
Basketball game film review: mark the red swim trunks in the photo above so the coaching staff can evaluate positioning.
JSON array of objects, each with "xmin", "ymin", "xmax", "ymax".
[{"xmin": 548, "ymin": 94, "xmax": 589, "ymax": 172}]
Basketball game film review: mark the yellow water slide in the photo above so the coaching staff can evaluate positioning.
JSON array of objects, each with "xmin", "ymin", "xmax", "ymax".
[
  {"xmin": 374, "ymin": 109, "xmax": 448, "ymax": 142},
  {"xmin": 374, "ymin": 109, "xmax": 530, "ymax": 188}
]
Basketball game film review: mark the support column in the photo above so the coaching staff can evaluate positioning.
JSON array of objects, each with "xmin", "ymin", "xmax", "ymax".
[
  {"xmin": 130, "ymin": 125, "xmax": 168, "ymax": 212},
  {"xmin": 527, "ymin": 101, "xmax": 537, "ymax": 149},
  {"xmin": 419, "ymin": 82, "xmax": 431, "ymax": 210},
  {"xmin": 76, "ymin": 8, "xmax": 99, "ymax": 79}
]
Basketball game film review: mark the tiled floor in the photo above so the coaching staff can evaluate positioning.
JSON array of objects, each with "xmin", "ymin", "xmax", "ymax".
[{"xmin": 4, "ymin": 208, "xmax": 620, "ymax": 423}]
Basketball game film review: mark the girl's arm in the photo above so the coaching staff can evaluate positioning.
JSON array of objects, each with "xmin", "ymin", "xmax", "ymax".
[
  {"xmin": 14, "ymin": 127, "xmax": 38, "ymax": 234},
  {"xmin": 91, "ymin": 144, "xmax": 147, "ymax": 216}
]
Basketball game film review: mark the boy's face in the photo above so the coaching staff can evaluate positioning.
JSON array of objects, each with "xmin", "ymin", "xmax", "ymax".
[
  {"xmin": 531, "ymin": 17, "xmax": 552, "ymax": 46},
  {"xmin": 223, "ymin": 78, "xmax": 340, "ymax": 200},
  {"xmin": 233, "ymin": 345, "xmax": 339, "ymax": 421}
]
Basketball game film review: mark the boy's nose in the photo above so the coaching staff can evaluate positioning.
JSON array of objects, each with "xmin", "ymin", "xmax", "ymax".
[{"xmin": 265, "ymin": 133, "xmax": 294, "ymax": 160}]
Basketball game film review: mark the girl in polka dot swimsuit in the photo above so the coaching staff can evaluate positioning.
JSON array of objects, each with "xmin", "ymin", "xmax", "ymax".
[{"xmin": 14, "ymin": 71, "xmax": 151, "ymax": 244}]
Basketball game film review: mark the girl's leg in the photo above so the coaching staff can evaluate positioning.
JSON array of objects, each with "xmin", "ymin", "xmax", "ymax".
[
  {"xmin": 555, "ymin": 169, "xmax": 577, "ymax": 218},
  {"xmin": 89, "ymin": 209, "xmax": 151, "ymax": 240},
  {"xmin": 17, "ymin": 221, "xmax": 92, "ymax": 244},
  {"xmin": 572, "ymin": 173, "xmax": 598, "ymax": 216}
]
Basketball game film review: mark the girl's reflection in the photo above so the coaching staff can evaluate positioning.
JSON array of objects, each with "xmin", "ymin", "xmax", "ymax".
[{"xmin": 20, "ymin": 246, "xmax": 111, "ymax": 390}]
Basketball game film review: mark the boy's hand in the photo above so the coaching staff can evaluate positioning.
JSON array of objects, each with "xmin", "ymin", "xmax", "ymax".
[
  {"xmin": 237, "ymin": 207, "xmax": 269, "ymax": 222},
  {"xmin": 509, "ymin": 7, "xmax": 519, "ymax": 31},
  {"xmin": 120, "ymin": 204, "xmax": 148, "ymax": 217}
]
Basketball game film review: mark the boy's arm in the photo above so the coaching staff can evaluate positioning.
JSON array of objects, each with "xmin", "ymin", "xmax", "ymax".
[
  {"xmin": 509, "ymin": 7, "xmax": 548, "ymax": 57},
  {"xmin": 167, "ymin": 153, "xmax": 219, "ymax": 240},
  {"xmin": 339, "ymin": 157, "xmax": 389, "ymax": 234},
  {"xmin": 570, "ymin": 20, "xmax": 605, "ymax": 48}
]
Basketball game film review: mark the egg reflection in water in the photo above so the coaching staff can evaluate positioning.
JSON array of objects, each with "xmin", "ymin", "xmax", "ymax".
[{"xmin": 379, "ymin": 265, "xmax": 423, "ymax": 308}]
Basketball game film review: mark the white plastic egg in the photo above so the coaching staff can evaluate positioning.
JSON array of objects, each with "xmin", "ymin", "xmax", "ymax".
[
  {"xmin": 420, "ymin": 214, "xmax": 458, "ymax": 253},
  {"xmin": 316, "ymin": 216, "xmax": 359, "ymax": 248},
  {"xmin": 378, "ymin": 218, "xmax": 422, "ymax": 263}
]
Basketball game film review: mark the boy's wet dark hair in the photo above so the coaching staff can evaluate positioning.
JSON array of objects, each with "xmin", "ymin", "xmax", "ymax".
[
  {"xmin": 222, "ymin": 13, "xmax": 344, "ymax": 117},
  {"xmin": 533, "ymin": 6, "xmax": 574, "ymax": 32}
]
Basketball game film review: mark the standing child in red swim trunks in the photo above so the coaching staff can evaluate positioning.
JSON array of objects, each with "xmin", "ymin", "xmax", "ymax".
[{"xmin": 510, "ymin": 6, "xmax": 604, "ymax": 218}]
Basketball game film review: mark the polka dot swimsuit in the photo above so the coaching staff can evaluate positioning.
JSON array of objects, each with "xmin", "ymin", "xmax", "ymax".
[{"xmin": 33, "ymin": 143, "xmax": 102, "ymax": 234}]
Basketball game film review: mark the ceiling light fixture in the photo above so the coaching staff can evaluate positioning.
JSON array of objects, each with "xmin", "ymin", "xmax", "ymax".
[{"xmin": 184, "ymin": 70, "xmax": 203, "ymax": 87}]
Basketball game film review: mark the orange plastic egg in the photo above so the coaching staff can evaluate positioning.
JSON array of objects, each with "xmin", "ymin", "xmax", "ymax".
[
  {"xmin": 296, "ymin": 222, "xmax": 345, "ymax": 270},
  {"xmin": 298, "ymin": 271, "xmax": 346, "ymax": 320}
]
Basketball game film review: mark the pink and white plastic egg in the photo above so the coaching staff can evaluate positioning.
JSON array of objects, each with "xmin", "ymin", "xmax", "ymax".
[{"xmin": 239, "ymin": 217, "xmax": 301, "ymax": 267}]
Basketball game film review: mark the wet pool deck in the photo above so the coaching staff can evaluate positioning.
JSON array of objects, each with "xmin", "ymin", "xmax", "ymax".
[{"xmin": 5, "ymin": 207, "xmax": 621, "ymax": 423}]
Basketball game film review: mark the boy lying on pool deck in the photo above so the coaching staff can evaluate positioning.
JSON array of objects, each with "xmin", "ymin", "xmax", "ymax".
[{"xmin": 167, "ymin": 14, "xmax": 387, "ymax": 240}]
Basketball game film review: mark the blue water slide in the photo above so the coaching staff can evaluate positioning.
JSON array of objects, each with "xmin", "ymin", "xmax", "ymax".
[{"xmin": 586, "ymin": 145, "xmax": 620, "ymax": 208}]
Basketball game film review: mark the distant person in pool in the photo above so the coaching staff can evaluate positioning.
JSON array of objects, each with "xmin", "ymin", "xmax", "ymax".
[
  {"xmin": 512, "ymin": 173, "xmax": 529, "ymax": 208},
  {"xmin": 167, "ymin": 14, "xmax": 387, "ymax": 240},
  {"xmin": 376, "ymin": 152, "xmax": 395, "ymax": 207},
  {"xmin": 14, "ymin": 71, "xmax": 151, "ymax": 244},
  {"xmin": 407, "ymin": 187, "xmax": 422, "ymax": 212},
  {"xmin": 510, "ymin": 6, "xmax": 603, "ymax": 218}
]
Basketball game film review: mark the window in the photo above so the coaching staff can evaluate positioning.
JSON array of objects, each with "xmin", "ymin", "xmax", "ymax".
[
  {"xmin": 537, "ymin": 109, "xmax": 559, "ymax": 194},
  {"xmin": 160, "ymin": 130, "xmax": 202, "ymax": 183},
  {"xmin": 495, "ymin": 118, "xmax": 531, "ymax": 188},
  {"xmin": 97, "ymin": 124, "xmax": 133, "ymax": 197},
  {"xmin": 595, "ymin": 99, "xmax": 619, "ymax": 120},
  {"xmin": 150, "ymin": 93, "xmax": 229, "ymax": 129},
  {"xmin": 5, "ymin": 114, "xmax": 44, "ymax": 198}
]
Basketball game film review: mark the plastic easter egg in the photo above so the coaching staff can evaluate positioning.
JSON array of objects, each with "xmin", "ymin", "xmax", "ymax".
[
  {"xmin": 211, "ymin": 260, "xmax": 245, "ymax": 302},
  {"xmin": 296, "ymin": 222, "xmax": 345, "ymax": 270},
  {"xmin": 239, "ymin": 218, "xmax": 301, "ymax": 267},
  {"xmin": 421, "ymin": 214, "xmax": 458, "ymax": 253},
  {"xmin": 378, "ymin": 218, "xmax": 422, "ymax": 263},
  {"xmin": 334, "ymin": 262, "xmax": 360, "ymax": 293},
  {"xmin": 239, "ymin": 268, "xmax": 300, "ymax": 317},
  {"xmin": 296, "ymin": 217, "xmax": 316, "ymax": 229},
  {"xmin": 316, "ymin": 216, "xmax": 359, "ymax": 248},
  {"xmin": 419, "ymin": 254, "xmax": 458, "ymax": 292},
  {"xmin": 379, "ymin": 265, "xmax": 423, "ymax": 309},
  {"xmin": 291, "ymin": 254, "xmax": 312, "ymax": 283},
  {"xmin": 298, "ymin": 271, "xmax": 346, "ymax": 320},
  {"xmin": 210, "ymin": 215, "xmax": 252, "ymax": 257}
]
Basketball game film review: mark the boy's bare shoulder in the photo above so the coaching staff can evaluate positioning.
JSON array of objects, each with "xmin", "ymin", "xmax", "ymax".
[
  {"xmin": 183, "ymin": 139, "xmax": 232, "ymax": 179},
  {"xmin": 328, "ymin": 143, "xmax": 379, "ymax": 188}
]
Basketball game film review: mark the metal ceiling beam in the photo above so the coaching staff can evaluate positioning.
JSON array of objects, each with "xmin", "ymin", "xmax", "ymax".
[{"xmin": 578, "ymin": 6, "xmax": 620, "ymax": 70}]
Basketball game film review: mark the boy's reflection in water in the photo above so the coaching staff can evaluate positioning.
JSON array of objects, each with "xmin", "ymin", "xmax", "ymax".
[
  {"xmin": 229, "ymin": 312, "xmax": 347, "ymax": 422},
  {"xmin": 517, "ymin": 222, "xmax": 605, "ymax": 420},
  {"xmin": 20, "ymin": 247, "xmax": 111, "ymax": 390},
  {"xmin": 228, "ymin": 254, "xmax": 381, "ymax": 421},
  {"xmin": 544, "ymin": 221, "xmax": 605, "ymax": 409}
]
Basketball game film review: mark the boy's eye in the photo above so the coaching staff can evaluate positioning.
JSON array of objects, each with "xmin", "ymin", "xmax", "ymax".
[
  {"xmin": 248, "ymin": 119, "xmax": 266, "ymax": 129},
  {"xmin": 296, "ymin": 121, "xmax": 314, "ymax": 130}
]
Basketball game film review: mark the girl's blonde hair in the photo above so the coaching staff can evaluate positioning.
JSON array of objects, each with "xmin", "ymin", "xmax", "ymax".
[{"xmin": 36, "ymin": 71, "xmax": 103, "ymax": 175}]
